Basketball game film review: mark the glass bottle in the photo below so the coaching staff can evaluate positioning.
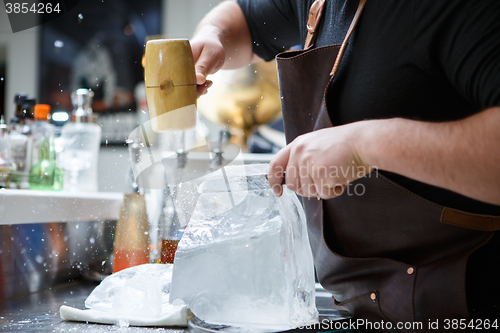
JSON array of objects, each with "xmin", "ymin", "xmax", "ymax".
[
  {"xmin": 12, "ymin": 93, "xmax": 28, "ymax": 121},
  {"xmin": 30, "ymin": 104, "xmax": 55, "ymax": 165},
  {"xmin": 112, "ymin": 193, "xmax": 150, "ymax": 273},
  {"xmin": 158, "ymin": 204, "xmax": 183, "ymax": 264},
  {"xmin": 158, "ymin": 167, "xmax": 184, "ymax": 264},
  {"xmin": 9, "ymin": 96, "xmax": 35, "ymax": 189},
  {"xmin": 60, "ymin": 89, "xmax": 101, "ymax": 192},
  {"xmin": 29, "ymin": 104, "xmax": 63, "ymax": 190},
  {"xmin": 0, "ymin": 116, "xmax": 15, "ymax": 188}
]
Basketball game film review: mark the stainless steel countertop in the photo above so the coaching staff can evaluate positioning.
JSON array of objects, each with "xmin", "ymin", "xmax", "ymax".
[
  {"xmin": 0, "ymin": 190, "xmax": 123, "ymax": 225},
  {"xmin": 0, "ymin": 280, "xmax": 360, "ymax": 333},
  {"xmin": 0, "ymin": 280, "xmax": 186, "ymax": 333}
]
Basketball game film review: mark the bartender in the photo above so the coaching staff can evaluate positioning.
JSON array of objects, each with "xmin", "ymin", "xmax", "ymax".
[{"xmin": 190, "ymin": 0, "xmax": 500, "ymax": 328}]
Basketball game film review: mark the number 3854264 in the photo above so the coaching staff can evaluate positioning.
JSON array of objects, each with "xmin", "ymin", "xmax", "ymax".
[{"xmin": 5, "ymin": 2, "xmax": 61, "ymax": 14}]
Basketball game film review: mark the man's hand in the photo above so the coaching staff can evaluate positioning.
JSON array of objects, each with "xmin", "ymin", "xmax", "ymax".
[
  {"xmin": 190, "ymin": 1, "xmax": 262, "ymax": 98},
  {"xmin": 269, "ymin": 108, "xmax": 500, "ymax": 206},
  {"xmin": 191, "ymin": 34, "xmax": 224, "ymax": 97},
  {"xmin": 268, "ymin": 122, "xmax": 373, "ymax": 199}
]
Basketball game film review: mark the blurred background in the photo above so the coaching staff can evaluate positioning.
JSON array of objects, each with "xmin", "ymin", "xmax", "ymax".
[
  {"xmin": 0, "ymin": 0, "xmax": 285, "ymax": 193},
  {"xmin": 0, "ymin": 0, "xmax": 287, "ymax": 303}
]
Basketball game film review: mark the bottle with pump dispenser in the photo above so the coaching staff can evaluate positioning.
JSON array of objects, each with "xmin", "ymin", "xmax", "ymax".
[
  {"xmin": 29, "ymin": 104, "xmax": 63, "ymax": 190},
  {"xmin": 60, "ymin": 89, "xmax": 101, "ymax": 192}
]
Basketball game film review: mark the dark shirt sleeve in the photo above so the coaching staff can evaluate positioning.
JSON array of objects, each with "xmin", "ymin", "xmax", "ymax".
[
  {"xmin": 236, "ymin": 0, "xmax": 301, "ymax": 61},
  {"xmin": 413, "ymin": 0, "xmax": 500, "ymax": 110}
]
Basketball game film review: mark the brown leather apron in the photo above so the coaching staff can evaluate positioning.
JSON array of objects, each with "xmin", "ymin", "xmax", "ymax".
[{"xmin": 276, "ymin": 0, "xmax": 500, "ymax": 331}]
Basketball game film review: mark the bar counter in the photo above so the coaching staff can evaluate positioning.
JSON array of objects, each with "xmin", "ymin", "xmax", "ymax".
[
  {"xmin": 0, "ymin": 280, "xmax": 186, "ymax": 333},
  {"xmin": 0, "ymin": 190, "xmax": 123, "ymax": 300},
  {"xmin": 0, "ymin": 280, "xmax": 358, "ymax": 333}
]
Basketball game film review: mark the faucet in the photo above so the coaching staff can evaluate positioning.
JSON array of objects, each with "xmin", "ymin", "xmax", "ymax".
[
  {"xmin": 211, "ymin": 130, "xmax": 230, "ymax": 170},
  {"xmin": 210, "ymin": 130, "xmax": 235, "ymax": 207}
]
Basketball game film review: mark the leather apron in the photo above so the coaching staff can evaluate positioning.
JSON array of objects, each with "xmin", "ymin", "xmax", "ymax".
[{"xmin": 275, "ymin": 0, "xmax": 500, "ymax": 331}]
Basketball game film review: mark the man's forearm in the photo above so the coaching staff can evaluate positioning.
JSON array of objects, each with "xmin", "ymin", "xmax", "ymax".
[
  {"xmin": 192, "ymin": 0, "xmax": 260, "ymax": 69},
  {"xmin": 361, "ymin": 107, "xmax": 500, "ymax": 205}
]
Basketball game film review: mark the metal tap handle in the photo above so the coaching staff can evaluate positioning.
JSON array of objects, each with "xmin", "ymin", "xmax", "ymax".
[
  {"xmin": 218, "ymin": 130, "xmax": 230, "ymax": 149},
  {"xmin": 176, "ymin": 150, "xmax": 187, "ymax": 169},
  {"xmin": 176, "ymin": 131, "xmax": 187, "ymax": 169},
  {"xmin": 212, "ymin": 130, "xmax": 230, "ymax": 167}
]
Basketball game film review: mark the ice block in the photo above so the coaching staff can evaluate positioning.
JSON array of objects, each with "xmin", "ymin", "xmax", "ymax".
[{"xmin": 169, "ymin": 164, "xmax": 318, "ymax": 331}]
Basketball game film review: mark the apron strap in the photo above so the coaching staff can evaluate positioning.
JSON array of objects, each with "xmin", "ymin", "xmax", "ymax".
[
  {"xmin": 304, "ymin": 0, "xmax": 326, "ymax": 50},
  {"xmin": 330, "ymin": 0, "xmax": 366, "ymax": 77},
  {"xmin": 440, "ymin": 207, "xmax": 500, "ymax": 231},
  {"xmin": 303, "ymin": 0, "xmax": 367, "ymax": 75}
]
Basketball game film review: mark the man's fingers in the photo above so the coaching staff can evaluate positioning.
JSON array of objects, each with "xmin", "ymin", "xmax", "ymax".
[
  {"xmin": 194, "ymin": 45, "xmax": 225, "ymax": 85},
  {"xmin": 296, "ymin": 174, "xmax": 318, "ymax": 197},
  {"xmin": 268, "ymin": 145, "xmax": 291, "ymax": 197},
  {"xmin": 318, "ymin": 182, "xmax": 348, "ymax": 199},
  {"xmin": 197, "ymin": 80, "xmax": 213, "ymax": 97},
  {"xmin": 191, "ymin": 43, "xmax": 206, "ymax": 84},
  {"xmin": 196, "ymin": 71, "xmax": 207, "ymax": 86},
  {"xmin": 195, "ymin": 63, "xmax": 211, "ymax": 85}
]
